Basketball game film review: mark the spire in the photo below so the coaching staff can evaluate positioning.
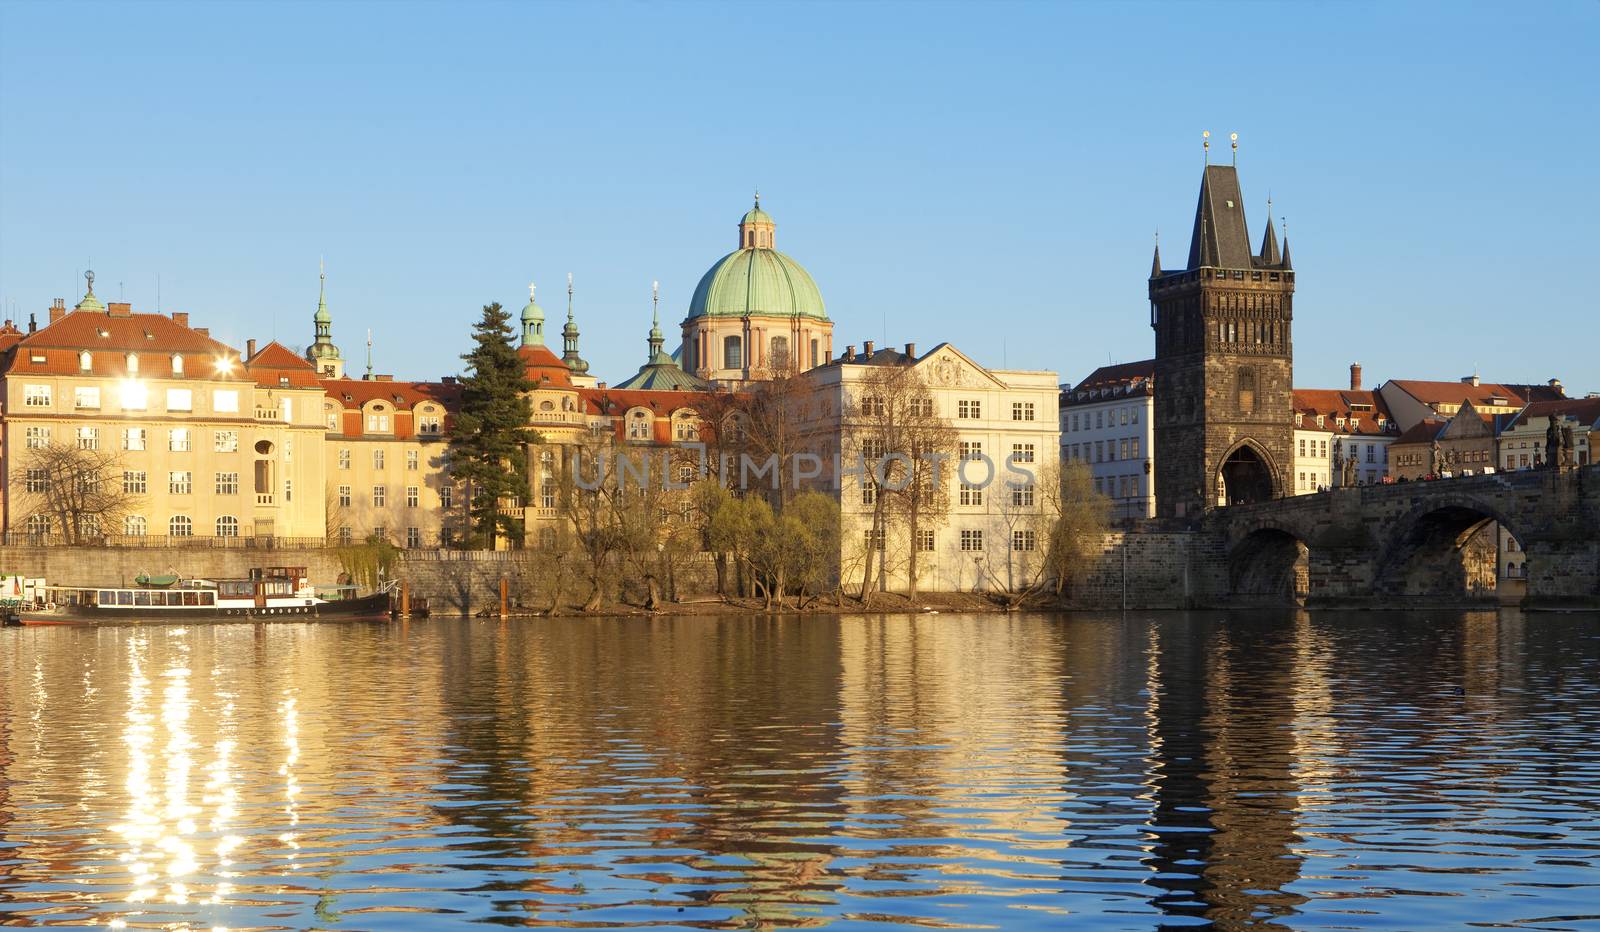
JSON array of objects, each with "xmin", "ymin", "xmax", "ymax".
[
  {"xmin": 1150, "ymin": 231, "xmax": 1162, "ymax": 279},
  {"xmin": 560, "ymin": 273, "xmax": 589, "ymax": 375},
  {"xmin": 306, "ymin": 259, "xmax": 344, "ymax": 376},
  {"xmin": 314, "ymin": 258, "xmax": 330, "ymax": 323},
  {"xmin": 1186, "ymin": 165, "xmax": 1253, "ymax": 269},
  {"xmin": 365, "ymin": 328, "xmax": 373, "ymax": 380},
  {"xmin": 520, "ymin": 280, "xmax": 545, "ymax": 347},
  {"xmin": 1259, "ymin": 197, "xmax": 1281, "ymax": 265},
  {"xmin": 1280, "ymin": 217, "xmax": 1293, "ymax": 270},
  {"xmin": 647, "ymin": 281, "xmax": 666, "ymax": 360}
]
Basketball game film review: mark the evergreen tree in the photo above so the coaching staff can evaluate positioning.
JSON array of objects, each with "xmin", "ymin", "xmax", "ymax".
[{"xmin": 447, "ymin": 303, "xmax": 538, "ymax": 547}]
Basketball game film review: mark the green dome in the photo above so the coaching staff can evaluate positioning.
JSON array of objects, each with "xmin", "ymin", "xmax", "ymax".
[
  {"xmin": 741, "ymin": 206, "xmax": 773, "ymax": 225},
  {"xmin": 687, "ymin": 248, "xmax": 827, "ymax": 320}
]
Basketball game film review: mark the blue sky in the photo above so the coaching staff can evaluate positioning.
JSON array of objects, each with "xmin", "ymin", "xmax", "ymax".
[{"xmin": 1, "ymin": 1, "xmax": 1595, "ymax": 393}]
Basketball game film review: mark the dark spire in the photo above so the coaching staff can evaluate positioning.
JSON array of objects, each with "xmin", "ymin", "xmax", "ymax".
[
  {"xmin": 1186, "ymin": 165, "xmax": 1253, "ymax": 270},
  {"xmin": 1150, "ymin": 234, "xmax": 1162, "ymax": 279},
  {"xmin": 1280, "ymin": 233, "xmax": 1293, "ymax": 270},
  {"xmin": 1259, "ymin": 211, "xmax": 1281, "ymax": 265}
]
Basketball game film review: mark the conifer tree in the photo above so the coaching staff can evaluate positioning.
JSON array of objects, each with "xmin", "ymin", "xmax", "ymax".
[{"xmin": 447, "ymin": 302, "xmax": 537, "ymax": 547}]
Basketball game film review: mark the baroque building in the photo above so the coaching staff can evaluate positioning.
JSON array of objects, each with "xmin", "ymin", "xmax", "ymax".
[
  {"xmin": 1149, "ymin": 165, "xmax": 1295, "ymax": 516},
  {"xmin": 681, "ymin": 197, "xmax": 833, "ymax": 384}
]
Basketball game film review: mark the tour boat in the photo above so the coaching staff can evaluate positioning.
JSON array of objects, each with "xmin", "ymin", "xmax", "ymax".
[{"xmin": 4, "ymin": 567, "xmax": 393, "ymax": 626}]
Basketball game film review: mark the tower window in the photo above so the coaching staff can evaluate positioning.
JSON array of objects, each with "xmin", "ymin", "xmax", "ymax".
[
  {"xmin": 723, "ymin": 335, "xmax": 743, "ymax": 369},
  {"xmin": 1238, "ymin": 369, "xmax": 1257, "ymax": 415}
]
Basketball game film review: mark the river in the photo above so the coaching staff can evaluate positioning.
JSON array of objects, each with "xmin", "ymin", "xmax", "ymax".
[{"xmin": 2, "ymin": 611, "xmax": 1598, "ymax": 930}]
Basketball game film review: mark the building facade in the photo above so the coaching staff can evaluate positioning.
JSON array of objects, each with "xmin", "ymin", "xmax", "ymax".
[
  {"xmin": 1059, "ymin": 360, "xmax": 1155, "ymax": 521},
  {"xmin": 1290, "ymin": 367, "xmax": 1399, "ymax": 491},
  {"xmin": 1149, "ymin": 164, "xmax": 1296, "ymax": 516}
]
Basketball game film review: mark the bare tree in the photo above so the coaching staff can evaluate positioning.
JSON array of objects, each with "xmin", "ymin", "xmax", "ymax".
[
  {"xmin": 15, "ymin": 443, "xmax": 140, "ymax": 544},
  {"xmin": 1042, "ymin": 460, "xmax": 1111, "ymax": 601},
  {"xmin": 737, "ymin": 366, "xmax": 813, "ymax": 508}
]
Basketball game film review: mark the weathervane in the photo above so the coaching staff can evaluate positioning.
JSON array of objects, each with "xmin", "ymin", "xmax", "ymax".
[
  {"xmin": 1202, "ymin": 131, "xmax": 1210, "ymax": 164},
  {"xmin": 1231, "ymin": 132, "xmax": 1238, "ymax": 165}
]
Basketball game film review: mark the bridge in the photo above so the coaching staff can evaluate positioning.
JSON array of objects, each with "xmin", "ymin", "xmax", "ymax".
[{"xmin": 1208, "ymin": 465, "xmax": 1600, "ymax": 608}]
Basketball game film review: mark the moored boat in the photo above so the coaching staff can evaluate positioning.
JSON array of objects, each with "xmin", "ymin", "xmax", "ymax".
[{"xmin": 9, "ymin": 567, "xmax": 394, "ymax": 626}]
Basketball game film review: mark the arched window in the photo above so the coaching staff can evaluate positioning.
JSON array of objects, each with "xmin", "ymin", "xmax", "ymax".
[
  {"xmin": 124, "ymin": 515, "xmax": 147, "ymax": 536},
  {"xmin": 1237, "ymin": 369, "xmax": 1257, "ymax": 415},
  {"xmin": 169, "ymin": 515, "xmax": 193, "ymax": 537},
  {"xmin": 627, "ymin": 409, "xmax": 652, "ymax": 441},
  {"xmin": 126, "ymin": 352, "xmax": 139, "ymax": 373},
  {"xmin": 723, "ymin": 335, "xmax": 743, "ymax": 370},
  {"xmin": 79, "ymin": 351, "xmax": 92, "ymax": 372},
  {"xmin": 215, "ymin": 515, "xmax": 239, "ymax": 537},
  {"xmin": 769, "ymin": 336, "xmax": 789, "ymax": 369},
  {"xmin": 537, "ymin": 526, "xmax": 557, "ymax": 550},
  {"xmin": 171, "ymin": 353, "xmax": 184, "ymax": 376}
]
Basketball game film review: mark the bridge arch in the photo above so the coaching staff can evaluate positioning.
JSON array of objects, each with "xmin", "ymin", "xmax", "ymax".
[
  {"xmin": 1215, "ymin": 439, "xmax": 1283, "ymax": 508},
  {"xmin": 1228, "ymin": 525, "xmax": 1310, "ymax": 605},
  {"xmin": 1373, "ymin": 492, "xmax": 1526, "ymax": 603}
]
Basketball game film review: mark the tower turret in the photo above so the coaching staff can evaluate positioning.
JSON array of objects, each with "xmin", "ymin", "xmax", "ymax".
[
  {"xmin": 520, "ymin": 281, "xmax": 545, "ymax": 347},
  {"xmin": 305, "ymin": 260, "xmax": 345, "ymax": 378}
]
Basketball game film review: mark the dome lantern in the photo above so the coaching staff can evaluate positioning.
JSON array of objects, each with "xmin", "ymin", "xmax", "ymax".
[{"xmin": 520, "ymin": 281, "xmax": 545, "ymax": 347}]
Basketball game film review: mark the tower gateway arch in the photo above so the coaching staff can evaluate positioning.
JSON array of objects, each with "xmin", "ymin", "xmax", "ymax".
[{"xmin": 1149, "ymin": 160, "xmax": 1296, "ymax": 517}]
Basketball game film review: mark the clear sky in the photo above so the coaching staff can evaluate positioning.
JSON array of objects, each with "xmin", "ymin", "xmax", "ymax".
[{"xmin": 1, "ymin": 1, "xmax": 1595, "ymax": 394}]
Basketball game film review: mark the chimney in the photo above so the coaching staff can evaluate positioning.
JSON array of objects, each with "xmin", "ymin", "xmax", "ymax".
[
  {"xmin": 49, "ymin": 298, "xmax": 67, "ymax": 324},
  {"xmin": 29, "ymin": 312, "xmax": 38, "ymax": 333},
  {"xmin": 863, "ymin": 340, "xmax": 874, "ymax": 357},
  {"xmin": 843, "ymin": 345, "xmax": 856, "ymax": 362},
  {"xmin": 1462, "ymin": 374, "xmax": 1480, "ymax": 387},
  {"xmin": 246, "ymin": 339, "xmax": 257, "ymax": 359},
  {"xmin": 194, "ymin": 327, "xmax": 209, "ymax": 336},
  {"xmin": 1549, "ymin": 378, "xmax": 1565, "ymax": 397},
  {"xmin": 905, "ymin": 342, "xmax": 916, "ymax": 358},
  {"xmin": 173, "ymin": 311, "xmax": 189, "ymax": 328},
  {"xmin": 107, "ymin": 302, "xmax": 132, "ymax": 318},
  {"xmin": 1349, "ymin": 361, "xmax": 1362, "ymax": 392}
]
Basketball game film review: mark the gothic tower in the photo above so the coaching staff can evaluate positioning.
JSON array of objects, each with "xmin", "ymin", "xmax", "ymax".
[{"xmin": 1150, "ymin": 164, "xmax": 1295, "ymax": 517}]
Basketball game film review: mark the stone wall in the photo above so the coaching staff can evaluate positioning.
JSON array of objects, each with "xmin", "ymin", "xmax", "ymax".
[
  {"xmin": 1069, "ymin": 531, "xmax": 1229, "ymax": 610},
  {"xmin": 0, "ymin": 545, "xmax": 343, "ymax": 588}
]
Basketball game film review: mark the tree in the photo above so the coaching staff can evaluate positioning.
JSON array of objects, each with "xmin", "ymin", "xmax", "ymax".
[
  {"xmin": 1042, "ymin": 460, "xmax": 1111, "ymax": 600},
  {"xmin": 446, "ymin": 302, "xmax": 538, "ymax": 548},
  {"xmin": 737, "ymin": 367, "xmax": 812, "ymax": 508},
  {"xmin": 15, "ymin": 443, "xmax": 139, "ymax": 544}
]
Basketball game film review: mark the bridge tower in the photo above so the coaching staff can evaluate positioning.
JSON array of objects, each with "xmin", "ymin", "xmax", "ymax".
[{"xmin": 1149, "ymin": 161, "xmax": 1295, "ymax": 517}]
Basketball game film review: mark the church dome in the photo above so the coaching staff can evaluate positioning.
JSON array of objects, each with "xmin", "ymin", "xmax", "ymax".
[{"xmin": 685, "ymin": 199, "xmax": 827, "ymax": 321}]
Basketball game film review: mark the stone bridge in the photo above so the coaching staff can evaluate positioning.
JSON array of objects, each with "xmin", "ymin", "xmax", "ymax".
[{"xmin": 1207, "ymin": 465, "xmax": 1600, "ymax": 608}]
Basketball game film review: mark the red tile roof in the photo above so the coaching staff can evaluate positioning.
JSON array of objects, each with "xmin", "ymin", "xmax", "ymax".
[
  {"xmin": 244, "ymin": 341, "xmax": 322, "ymax": 388},
  {"xmin": 1292, "ymin": 388, "xmax": 1397, "ymax": 437},
  {"xmin": 1385, "ymin": 379, "xmax": 1530, "ymax": 408},
  {"xmin": 1064, "ymin": 359, "xmax": 1154, "ymax": 404},
  {"xmin": 519, "ymin": 345, "xmax": 574, "ymax": 388},
  {"xmin": 1508, "ymin": 397, "xmax": 1600, "ymax": 429},
  {"xmin": 1393, "ymin": 419, "xmax": 1446, "ymax": 445},
  {"xmin": 3, "ymin": 309, "xmax": 239, "ymax": 378},
  {"xmin": 577, "ymin": 386, "xmax": 718, "ymax": 417},
  {"xmin": 321, "ymin": 378, "xmax": 461, "ymax": 411}
]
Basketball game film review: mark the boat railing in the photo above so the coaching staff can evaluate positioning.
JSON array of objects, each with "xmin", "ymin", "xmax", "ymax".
[{"xmin": 1, "ymin": 533, "xmax": 333, "ymax": 550}]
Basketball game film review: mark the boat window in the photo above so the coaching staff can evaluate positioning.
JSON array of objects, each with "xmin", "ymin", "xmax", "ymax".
[
  {"xmin": 183, "ymin": 591, "xmax": 198, "ymax": 606},
  {"xmin": 118, "ymin": 591, "xmax": 134, "ymax": 606},
  {"xmin": 99, "ymin": 590, "xmax": 115, "ymax": 603},
  {"xmin": 135, "ymin": 591, "xmax": 151, "ymax": 606},
  {"xmin": 200, "ymin": 591, "xmax": 215, "ymax": 606}
]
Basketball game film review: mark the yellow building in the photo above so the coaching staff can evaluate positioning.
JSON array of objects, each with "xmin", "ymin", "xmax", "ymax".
[{"xmin": 0, "ymin": 276, "xmax": 326, "ymax": 541}]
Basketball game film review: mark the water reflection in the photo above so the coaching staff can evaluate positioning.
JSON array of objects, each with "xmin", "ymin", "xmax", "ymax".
[{"xmin": 0, "ymin": 611, "xmax": 1597, "ymax": 929}]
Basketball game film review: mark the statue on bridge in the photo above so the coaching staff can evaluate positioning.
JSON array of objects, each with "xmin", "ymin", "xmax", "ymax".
[
  {"xmin": 1345, "ymin": 451, "xmax": 1359, "ymax": 486},
  {"xmin": 1547, "ymin": 416, "xmax": 1563, "ymax": 469},
  {"xmin": 1332, "ymin": 438, "xmax": 1345, "ymax": 487},
  {"xmin": 1562, "ymin": 423, "xmax": 1577, "ymax": 467},
  {"xmin": 1431, "ymin": 439, "xmax": 1443, "ymax": 474}
]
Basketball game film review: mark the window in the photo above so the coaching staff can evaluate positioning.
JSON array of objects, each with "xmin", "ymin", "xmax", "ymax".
[
  {"xmin": 1012, "ymin": 484, "xmax": 1035, "ymax": 507},
  {"xmin": 77, "ymin": 426, "xmax": 99, "ymax": 450},
  {"xmin": 960, "ymin": 529, "xmax": 984, "ymax": 551},
  {"xmin": 165, "ymin": 388, "xmax": 192, "ymax": 412},
  {"xmin": 338, "ymin": 526, "xmax": 353, "ymax": 545},
  {"xmin": 169, "ymin": 515, "xmax": 193, "ymax": 537},
  {"xmin": 215, "ymin": 515, "xmax": 239, "ymax": 537},
  {"xmin": 911, "ymin": 397, "xmax": 934, "ymax": 417},
  {"xmin": 864, "ymin": 528, "xmax": 886, "ymax": 552},
  {"xmin": 212, "ymin": 389, "xmax": 239, "ymax": 413},
  {"xmin": 861, "ymin": 484, "xmax": 877, "ymax": 505},
  {"xmin": 373, "ymin": 485, "xmax": 387, "ymax": 507},
  {"xmin": 419, "ymin": 414, "xmax": 441, "ymax": 434},
  {"xmin": 723, "ymin": 335, "xmax": 743, "ymax": 369},
  {"xmin": 542, "ymin": 484, "xmax": 557, "ymax": 509},
  {"xmin": 960, "ymin": 482, "xmax": 983, "ymax": 506},
  {"xmin": 169, "ymin": 471, "xmax": 192, "ymax": 495},
  {"xmin": 373, "ymin": 449, "xmax": 385, "ymax": 470},
  {"xmin": 280, "ymin": 398, "xmax": 293, "ymax": 422},
  {"xmin": 406, "ymin": 486, "xmax": 419, "ymax": 508},
  {"xmin": 338, "ymin": 448, "xmax": 350, "ymax": 470},
  {"xmin": 74, "ymin": 386, "xmax": 101, "ymax": 409},
  {"xmin": 1235, "ymin": 369, "xmax": 1255, "ymax": 414},
  {"xmin": 373, "ymin": 527, "xmax": 388, "ymax": 543},
  {"xmin": 439, "ymin": 486, "xmax": 453, "ymax": 508},
  {"xmin": 1121, "ymin": 408, "xmax": 1130, "ymax": 426},
  {"xmin": 960, "ymin": 440, "xmax": 983, "ymax": 461},
  {"xmin": 26, "ymin": 426, "xmax": 49, "ymax": 448},
  {"xmin": 1119, "ymin": 438, "xmax": 1130, "ymax": 460},
  {"xmin": 26, "ymin": 514, "xmax": 50, "ymax": 535},
  {"xmin": 326, "ymin": 408, "xmax": 341, "ymax": 430},
  {"xmin": 125, "ymin": 352, "xmax": 139, "ymax": 373},
  {"xmin": 407, "ymin": 450, "xmax": 419, "ymax": 470},
  {"xmin": 1013, "ymin": 529, "xmax": 1037, "ymax": 552},
  {"xmin": 216, "ymin": 472, "xmax": 239, "ymax": 495},
  {"xmin": 170, "ymin": 354, "xmax": 184, "ymax": 376},
  {"xmin": 1095, "ymin": 440, "xmax": 1105, "ymax": 463},
  {"xmin": 537, "ymin": 526, "xmax": 556, "ymax": 550},
  {"xmin": 1367, "ymin": 445, "xmax": 1377, "ymax": 463},
  {"xmin": 1012, "ymin": 401, "xmax": 1035, "ymax": 421},
  {"xmin": 124, "ymin": 515, "xmax": 147, "ymax": 536},
  {"xmin": 916, "ymin": 529, "xmax": 935, "ymax": 552},
  {"xmin": 1131, "ymin": 407, "xmax": 1139, "ymax": 424},
  {"xmin": 406, "ymin": 527, "xmax": 422, "ymax": 549},
  {"xmin": 169, "ymin": 428, "xmax": 191, "ymax": 452},
  {"xmin": 119, "ymin": 381, "xmax": 148, "ymax": 411},
  {"xmin": 857, "ymin": 395, "xmax": 885, "ymax": 417},
  {"xmin": 79, "ymin": 351, "xmax": 93, "ymax": 372},
  {"xmin": 24, "ymin": 384, "xmax": 51, "ymax": 407},
  {"xmin": 123, "ymin": 471, "xmax": 147, "ymax": 494},
  {"xmin": 1130, "ymin": 437, "xmax": 1140, "ymax": 458},
  {"xmin": 769, "ymin": 335, "xmax": 789, "ymax": 368},
  {"xmin": 1096, "ymin": 411, "xmax": 1104, "ymax": 429},
  {"xmin": 366, "ymin": 411, "xmax": 391, "ymax": 433},
  {"xmin": 214, "ymin": 429, "xmax": 238, "ymax": 453},
  {"xmin": 958, "ymin": 400, "xmax": 981, "ymax": 419},
  {"xmin": 25, "ymin": 468, "xmax": 49, "ymax": 493}
]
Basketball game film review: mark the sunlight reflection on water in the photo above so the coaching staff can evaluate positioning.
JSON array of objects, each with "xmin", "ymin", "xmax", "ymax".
[{"xmin": 1, "ymin": 611, "xmax": 1598, "ymax": 929}]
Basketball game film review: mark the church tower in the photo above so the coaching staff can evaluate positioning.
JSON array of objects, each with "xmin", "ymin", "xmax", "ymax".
[
  {"xmin": 1150, "ymin": 162, "xmax": 1295, "ymax": 517},
  {"xmin": 306, "ymin": 261, "xmax": 345, "ymax": 378}
]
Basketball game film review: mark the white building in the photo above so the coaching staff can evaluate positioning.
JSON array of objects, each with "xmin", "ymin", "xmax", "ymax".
[
  {"xmin": 1059, "ymin": 360, "xmax": 1154, "ymax": 522},
  {"xmin": 1290, "ymin": 370, "xmax": 1400, "ymax": 492},
  {"xmin": 802, "ymin": 340, "xmax": 1059, "ymax": 594}
]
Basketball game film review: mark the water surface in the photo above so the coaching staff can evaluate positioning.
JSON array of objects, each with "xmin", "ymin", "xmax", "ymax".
[{"xmin": 2, "ymin": 611, "xmax": 1598, "ymax": 929}]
